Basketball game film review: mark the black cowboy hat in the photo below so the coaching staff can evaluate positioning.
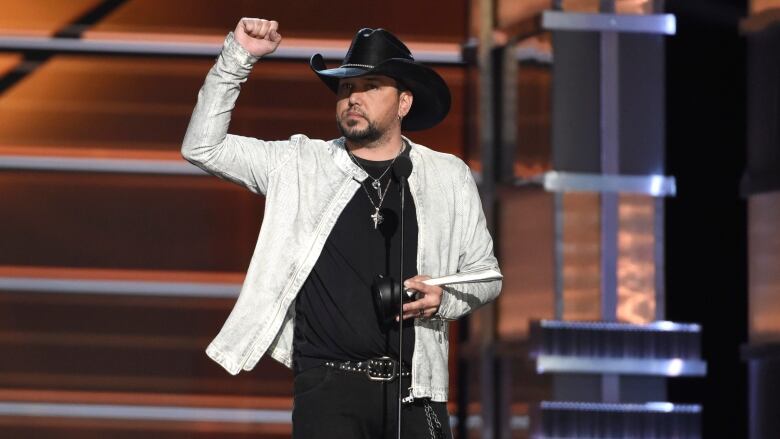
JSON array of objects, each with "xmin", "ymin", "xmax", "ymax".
[{"xmin": 310, "ymin": 28, "xmax": 451, "ymax": 131}]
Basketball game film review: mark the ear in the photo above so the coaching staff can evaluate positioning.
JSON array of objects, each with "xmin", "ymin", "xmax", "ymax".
[{"xmin": 398, "ymin": 90, "xmax": 413, "ymax": 118}]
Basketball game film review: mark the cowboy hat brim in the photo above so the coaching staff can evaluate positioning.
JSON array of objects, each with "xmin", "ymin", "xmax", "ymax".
[{"xmin": 310, "ymin": 53, "xmax": 451, "ymax": 131}]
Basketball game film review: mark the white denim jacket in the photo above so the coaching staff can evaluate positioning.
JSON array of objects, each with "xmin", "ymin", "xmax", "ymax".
[{"xmin": 182, "ymin": 33, "xmax": 502, "ymax": 402}]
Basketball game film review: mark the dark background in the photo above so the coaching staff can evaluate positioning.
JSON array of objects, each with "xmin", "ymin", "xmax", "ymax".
[{"xmin": 666, "ymin": 0, "xmax": 749, "ymax": 437}]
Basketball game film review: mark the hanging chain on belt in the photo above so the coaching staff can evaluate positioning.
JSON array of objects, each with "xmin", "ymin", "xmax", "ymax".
[{"xmin": 423, "ymin": 400, "xmax": 445, "ymax": 439}]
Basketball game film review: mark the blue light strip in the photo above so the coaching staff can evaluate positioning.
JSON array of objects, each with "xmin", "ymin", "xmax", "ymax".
[
  {"xmin": 537, "ymin": 171, "xmax": 677, "ymax": 196},
  {"xmin": 542, "ymin": 11, "xmax": 677, "ymax": 35}
]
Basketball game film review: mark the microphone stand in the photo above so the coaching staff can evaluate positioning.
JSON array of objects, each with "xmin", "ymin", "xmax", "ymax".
[
  {"xmin": 397, "ymin": 170, "xmax": 406, "ymax": 439},
  {"xmin": 393, "ymin": 154, "xmax": 412, "ymax": 439}
]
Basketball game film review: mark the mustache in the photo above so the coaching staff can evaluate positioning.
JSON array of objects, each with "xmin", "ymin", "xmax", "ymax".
[{"xmin": 341, "ymin": 106, "xmax": 366, "ymax": 119}]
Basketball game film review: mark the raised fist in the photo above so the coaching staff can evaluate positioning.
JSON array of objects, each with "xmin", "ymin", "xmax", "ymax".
[{"xmin": 234, "ymin": 18, "xmax": 282, "ymax": 57}]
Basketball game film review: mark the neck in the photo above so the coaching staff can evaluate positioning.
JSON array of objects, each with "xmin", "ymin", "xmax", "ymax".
[{"xmin": 346, "ymin": 130, "xmax": 404, "ymax": 161}]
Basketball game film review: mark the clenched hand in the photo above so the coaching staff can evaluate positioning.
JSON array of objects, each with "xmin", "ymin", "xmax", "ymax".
[{"xmin": 234, "ymin": 18, "xmax": 282, "ymax": 57}]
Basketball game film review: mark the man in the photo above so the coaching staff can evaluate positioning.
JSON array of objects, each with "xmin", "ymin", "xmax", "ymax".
[{"xmin": 182, "ymin": 18, "xmax": 502, "ymax": 439}]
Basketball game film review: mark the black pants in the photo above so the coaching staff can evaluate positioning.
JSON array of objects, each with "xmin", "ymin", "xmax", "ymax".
[{"xmin": 292, "ymin": 365, "xmax": 453, "ymax": 439}]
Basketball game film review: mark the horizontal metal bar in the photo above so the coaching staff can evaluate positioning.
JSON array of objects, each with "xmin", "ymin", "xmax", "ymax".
[
  {"xmin": 0, "ymin": 155, "xmax": 207, "ymax": 175},
  {"xmin": 0, "ymin": 156, "xmax": 485, "ymax": 184},
  {"xmin": 0, "ymin": 36, "xmax": 463, "ymax": 64},
  {"xmin": 0, "ymin": 277, "xmax": 240, "ymax": 298},
  {"xmin": 0, "ymin": 401, "xmax": 288, "ymax": 423},
  {"xmin": 525, "ymin": 171, "xmax": 676, "ymax": 196},
  {"xmin": 535, "ymin": 356, "xmax": 707, "ymax": 376},
  {"xmin": 516, "ymin": 46, "xmax": 553, "ymax": 64},
  {"xmin": 0, "ymin": 402, "xmax": 529, "ymax": 430},
  {"xmin": 450, "ymin": 414, "xmax": 529, "ymax": 430},
  {"xmin": 540, "ymin": 401, "xmax": 701, "ymax": 413},
  {"xmin": 408, "ymin": 48, "xmax": 462, "ymax": 64},
  {"xmin": 535, "ymin": 319, "xmax": 701, "ymax": 332},
  {"xmin": 542, "ymin": 11, "xmax": 676, "ymax": 34},
  {"xmin": 0, "ymin": 400, "xmax": 521, "ymax": 430},
  {"xmin": 0, "ymin": 36, "xmax": 222, "ymax": 57}
]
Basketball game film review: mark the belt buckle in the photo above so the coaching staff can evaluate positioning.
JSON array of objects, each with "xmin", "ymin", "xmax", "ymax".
[{"xmin": 366, "ymin": 356, "xmax": 396, "ymax": 381}]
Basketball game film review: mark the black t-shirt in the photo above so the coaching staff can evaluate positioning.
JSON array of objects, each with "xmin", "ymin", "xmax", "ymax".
[{"xmin": 293, "ymin": 144, "xmax": 418, "ymax": 374}]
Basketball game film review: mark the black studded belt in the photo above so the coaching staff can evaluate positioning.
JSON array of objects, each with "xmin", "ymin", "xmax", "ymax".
[{"xmin": 323, "ymin": 356, "xmax": 411, "ymax": 382}]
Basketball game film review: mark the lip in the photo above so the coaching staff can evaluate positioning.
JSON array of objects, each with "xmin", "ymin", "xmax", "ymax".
[{"xmin": 345, "ymin": 111, "xmax": 365, "ymax": 119}]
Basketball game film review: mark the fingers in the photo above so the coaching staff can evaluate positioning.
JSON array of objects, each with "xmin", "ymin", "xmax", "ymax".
[
  {"xmin": 268, "ymin": 20, "xmax": 281, "ymax": 42},
  {"xmin": 397, "ymin": 294, "xmax": 440, "ymax": 321},
  {"xmin": 403, "ymin": 277, "xmax": 437, "ymax": 296},
  {"xmin": 401, "ymin": 298, "xmax": 431, "ymax": 315},
  {"xmin": 394, "ymin": 275, "xmax": 442, "ymax": 321},
  {"xmin": 239, "ymin": 18, "xmax": 281, "ymax": 42},
  {"xmin": 396, "ymin": 300, "xmax": 432, "ymax": 321},
  {"xmin": 261, "ymin": 19, "xmax": 281, "ymax": 42}
]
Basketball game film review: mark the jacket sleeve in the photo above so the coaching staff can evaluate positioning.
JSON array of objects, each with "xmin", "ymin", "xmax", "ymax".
[
  {"xmin": 435, "ymin": 164, "xmax": 502, "ymax": 320},
  {"xmin": 181, "ymin": 32, "xmax": 296, "ymax": 195}
]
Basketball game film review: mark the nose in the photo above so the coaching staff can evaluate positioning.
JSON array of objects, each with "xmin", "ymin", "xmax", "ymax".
[{"xmin": 348, "ymin": 89, "xmax": 361, "ymax": 106}]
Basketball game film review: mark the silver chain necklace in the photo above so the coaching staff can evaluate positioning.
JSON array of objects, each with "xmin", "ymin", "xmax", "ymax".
[
  {"xmin": 348, "ymin": 143, "xmax": 405, "ymax": 229},
  {"xmin": 348, "ymin": 142, "xmax": 404, "ymax": 198},
  {"xmin": 358, "ymin": 173, "xmax": 392, "ymax": 229}
]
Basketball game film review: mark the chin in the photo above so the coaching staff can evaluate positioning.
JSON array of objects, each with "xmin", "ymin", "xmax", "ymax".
[
  {"xmin": 337, "ymin": 117, "xmax": 384, "ymax": 144},
  {"xmin": 339, "ymin": 123, "xmax": 365, "ymax": 137}
]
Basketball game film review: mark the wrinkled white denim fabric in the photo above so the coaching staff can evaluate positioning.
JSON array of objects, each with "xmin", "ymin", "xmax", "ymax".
[{"xmin": 181, "ymin": 32, "xmax": 502, "ymax": 402}]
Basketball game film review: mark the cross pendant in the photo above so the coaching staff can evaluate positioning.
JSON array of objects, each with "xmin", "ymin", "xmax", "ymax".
[{"xmin": 371, "ymin": 208, "xmax": 383, "ymax": 229}]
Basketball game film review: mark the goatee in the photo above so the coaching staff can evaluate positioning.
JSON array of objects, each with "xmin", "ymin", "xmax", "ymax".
[{"xmin": 337, "ymin": 118, "xmax": 383, "ymax": 144}]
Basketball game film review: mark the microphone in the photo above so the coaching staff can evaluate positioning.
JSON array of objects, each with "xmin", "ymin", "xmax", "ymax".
[{"xmin": 393, "ymin": 155, "xmax": 413, "ymax": 182}]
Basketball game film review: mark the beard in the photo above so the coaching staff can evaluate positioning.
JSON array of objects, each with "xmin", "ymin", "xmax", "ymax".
[{"xmin": 337, "ymin": 115, "xmax": 384, "ymax": 144}]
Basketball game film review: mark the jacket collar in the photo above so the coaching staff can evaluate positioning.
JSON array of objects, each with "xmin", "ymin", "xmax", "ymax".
[
  {"xmin": 331, "ymin": 136, "xmax": 422, "ymax": 181},
  {"xmin": 331, "ymin": 137, "xmax": 367, "ymax": 181}
]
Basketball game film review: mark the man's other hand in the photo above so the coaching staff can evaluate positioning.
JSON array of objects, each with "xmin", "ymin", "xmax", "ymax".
[{"xmin": 400, "ymin": 275, "xmax": 443, "ymax": 321}]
